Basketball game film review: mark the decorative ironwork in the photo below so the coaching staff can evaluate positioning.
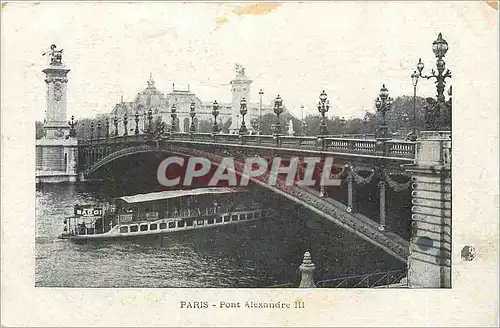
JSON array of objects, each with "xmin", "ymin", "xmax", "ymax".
[
  {"xmin": 212, "ymin": 100, "xmax": 219, "ymax": 133},
  {"xmin": 97, "ymin": 121, "xmax": 102, "ymax": 139},
  {"xmin": 239, "ymin": 97, "xmax": 248, "ymax": 135},
  {"xmin": 134, "ymin": 111, "xmax": 139, "ymax": 136},
  {"xmin": 166, "ymin": 145, "xmax": 409, "ymax": 262},
  {"xmin": 375, "ymin": 84, "xmax": 393, "ymax": 139},
  {"xmin": 123, "ymin": 113, "xmax": 128, "ymax": 136},
  {"xmin": 147, "ymin": 108, "xmax": 153, "ymax": 136},
  {"xmin": 189, "ymin": 102, "xmax": 196, "ymax": 133},
  {"xmin": 416, "ymin": 33, "xmax": 452, "ymax": 131},
  {"xmin": 113, "ymin": 116, "xmax": 118, "ymax": 136},
  {"xmin": 90, "ymin": 121, "xmax": 94, "ymax": 140},
  {"xmin": 105, "ymin": 117, "xmax": 110, "ymax": 138},
  {"xmin": 68, "ymin": 115, "xmax": 76, "ymax": 137},
  {"xmin": 317, "ymin": 90, "xmax": 330, "ymax": 136},
  {"xmin": 170, "ymin": 104, "xmax": 177, "ymax": 132},
  {"xmin": 382, "ymin": 170, "xmax": 412, "ymax": 192},
  {"xmin": 316, "ymin": 269, "xmax": 406, "ymax": 288},
  {"xmin": 273, "ymin": 95, "xmax": 284, "ymax": 136}
]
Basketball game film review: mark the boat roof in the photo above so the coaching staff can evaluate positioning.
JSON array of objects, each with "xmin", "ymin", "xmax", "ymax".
[{"xmin": 117, "ymin": 187, "xmax": 246, "ymax": 204}]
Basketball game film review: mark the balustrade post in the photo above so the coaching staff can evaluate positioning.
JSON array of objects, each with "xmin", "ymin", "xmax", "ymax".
[
  {"xmin": 299, "ymin": 251, "xmax": 316, "ymax": 288},
  {"xmin": 378, "ymin": 180, "xmax": 386, "ymax": 231}
]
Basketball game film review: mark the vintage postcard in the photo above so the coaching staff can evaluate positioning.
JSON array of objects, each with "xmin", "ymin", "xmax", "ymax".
[{"xmin": 1, "ymin": 1, "xmax": 498, "ymax": 327}]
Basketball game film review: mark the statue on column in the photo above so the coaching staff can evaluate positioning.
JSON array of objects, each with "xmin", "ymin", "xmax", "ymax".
[
  {"xmin": 43, "ymin": 44, "xmax": 64, "ymax": 66},
  {"xmin": 235, "ymin": 63, "xmax": 246, "ymax": 79}
]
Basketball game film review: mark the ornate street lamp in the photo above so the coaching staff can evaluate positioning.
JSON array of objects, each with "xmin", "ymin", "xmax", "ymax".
[
  {"xmin": 170, "ymin": 104, "xmax": 177, "ymax": 132},
  {"xmin": 375, "ymin": 84, "xmax": 393, "ymax": 140},
  {"xmin": 68, "ymin": 115, "xmax": 76, "ymax": 138},
  {"xmin": 301, "ymin": 105, "xmax": 307, "ymax": 136},
  {"xmin": 147, "ymin": 108, "xmax": 153, "ymax": 136},
  {"xmin": 258, "ymin": 89, "xmax": 264, "ymax": 134},
  {"xmin": 273, "ymin": 95, "xmax": 284, "ymax": 135},
  {"xmin": 212, "ymin": 100, "xmax": 219, "ymax": 133},
  {"xmin": 97, "ymin": 121, "xmax": 102, "ymax": 139},
  {"xmin": 105, "ymin": 117, "xmax": 110, "ymax": 138},
  {"xmin": 134, "ymin": 111, "xmax": 140, "ymax": 136},
  {"xmin": 239, "ymin": 97, "xmax": 248, "ymax": 135},
  {"xmin": 90, "ymin": 121, "xmax": 95, "ymax": 140},
  {"xmin": 415, "ymin": 33, "xmax": 452, "ymax": 130},
  {"xmin": 113, "ymin": 116, "xmax": 118, "ymax": 136},
  {"xmin": 410, "ymin": 70, "xmax": 419, "ymax": 139},
  {"xmin": 189, "ymin": 101, "xmax": 196, "ymax": 133},
  {"xmin": 123, "ymin": 112, "xmax": 128, "ymax": 136},
  {"xmin": 317, "ymin": 90, "xmax": 330, "ymax": 136}
]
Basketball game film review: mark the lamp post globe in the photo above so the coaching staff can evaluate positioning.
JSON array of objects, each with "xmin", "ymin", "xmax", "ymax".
[
  {"xmin": 416, "ymin": 58, "xmax": 424, "ymax": 74},
  {"xmin": 432, "ymin": 33, "xmax": 449, "ymax": 58}
]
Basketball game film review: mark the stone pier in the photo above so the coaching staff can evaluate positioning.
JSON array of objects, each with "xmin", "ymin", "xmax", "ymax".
[
  {"xmin": 36, "ymin": 44, "xmax": 79, "ymax": 183},
  {"xmin": 406, "ymin": 131, "xmax": 452, "ymax": 288}
]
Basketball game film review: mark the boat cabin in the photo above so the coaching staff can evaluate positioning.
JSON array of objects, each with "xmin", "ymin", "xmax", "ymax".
[{"xmin": 115, "ymin": 187, "xmax": 255, "ymax": 225}]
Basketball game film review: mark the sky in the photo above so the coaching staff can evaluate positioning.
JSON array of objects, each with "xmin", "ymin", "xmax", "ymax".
[{"xmin": 1, "ymin": 1, "xmax": 498, "ymax": 122}]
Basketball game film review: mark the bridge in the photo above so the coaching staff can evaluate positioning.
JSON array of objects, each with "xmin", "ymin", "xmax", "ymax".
[
  {"xmin": 36, "ymin": 33, "xmax": 452, "ymax": 288},
  {"xmin": 76, "ymin": 129, "xmax": 416, "ymax": 263}
]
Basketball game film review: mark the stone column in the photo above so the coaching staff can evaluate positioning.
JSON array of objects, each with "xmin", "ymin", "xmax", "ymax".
[
  {"xmin": 405, "ymin": 131, "xmax": 451, "ymax": 288},
  {"xmin": 36, "ymin": 45, "xmax": 79, "ymax": 183}
]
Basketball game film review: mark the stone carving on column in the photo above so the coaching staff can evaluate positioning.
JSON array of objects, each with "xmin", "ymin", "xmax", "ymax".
[{"xmin": 54, "ymin": 82, "xmax": 63, "ymax": 101}]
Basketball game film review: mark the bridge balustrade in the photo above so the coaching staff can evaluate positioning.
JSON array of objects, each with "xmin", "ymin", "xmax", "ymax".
[
  {"xmin": 81, "ymin": 132, "xmax": 416, "ymax": 173},
  {"xmin": 386, "ymin": 141, "xmax": 415, "ymax": 156}
]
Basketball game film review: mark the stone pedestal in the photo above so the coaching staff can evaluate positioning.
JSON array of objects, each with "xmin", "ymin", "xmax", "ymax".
[
  {"xmin": 405, "ymin": 131, "xmax": 451, "ymax": 288},
  {"xmin": 298, "ymin": 251, "xmax": 316, "ymax": 288},
  {"xmin": 36, "ymin": 137, "xmax": 78, "ymax": 183}
]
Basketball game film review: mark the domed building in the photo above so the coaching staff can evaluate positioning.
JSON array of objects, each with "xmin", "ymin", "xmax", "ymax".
[{"xmin": 110, "ymin": 66, "xmax": 272, "ymax": 135}]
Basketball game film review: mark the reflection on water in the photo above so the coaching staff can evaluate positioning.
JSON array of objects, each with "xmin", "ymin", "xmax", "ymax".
[{"xmin": 36, "ymin": 183, "xmax": 404, "ymax": 288}]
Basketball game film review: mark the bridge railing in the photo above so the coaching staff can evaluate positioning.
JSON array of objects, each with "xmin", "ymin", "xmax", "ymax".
[
  {"xmin": 315, "ymin": 269, "xmax": 407, "ymax": 288},
  {"xmin": 80, "ymin": 132, "xmax": 416, "ymax": 159}
]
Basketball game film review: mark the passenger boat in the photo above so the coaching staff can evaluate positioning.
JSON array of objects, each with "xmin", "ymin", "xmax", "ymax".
[{"xmin": 58, "ymin": 187, "xmax": 266, "ymax": 241}]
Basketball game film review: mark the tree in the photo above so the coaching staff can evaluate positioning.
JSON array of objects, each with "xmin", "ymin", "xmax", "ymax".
[
  {"xmin": 221, "ymin": 118, "xmax": 232, "ymax": 134},
  {"xmin": 385, "ymin": 95, "xmax": 426, "ymax": 135},
  {"xmin": 198, "ymin": 119, "xmax": 213, "ymax": 133}
]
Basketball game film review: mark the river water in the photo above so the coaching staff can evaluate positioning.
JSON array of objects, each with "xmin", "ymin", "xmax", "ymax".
[{"xmin": 36, "ymin": 183, "xmax": 405, "ymax": 288}]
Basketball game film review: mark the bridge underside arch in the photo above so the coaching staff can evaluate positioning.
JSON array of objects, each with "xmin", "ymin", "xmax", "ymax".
[{"xmin": 87, "ymin": 144, "xmax": 409, "ymax": 263}]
